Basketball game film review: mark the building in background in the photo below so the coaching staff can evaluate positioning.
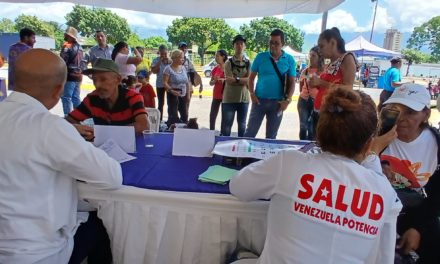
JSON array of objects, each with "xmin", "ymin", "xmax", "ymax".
[{"xmin": 383, "ymin": 29, "xmax": 402, "ymax": 52}]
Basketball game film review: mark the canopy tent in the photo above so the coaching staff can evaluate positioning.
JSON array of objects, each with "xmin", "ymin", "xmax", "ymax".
[
  {"xmin": 345, "ymin": 35, "xmax": 401, "ymax": 59},
  {"xmin": 1, "ymin": 0, "xmax": 344, "ymax": 18},
  {"xmin": 283, "ymin": 46, "xmax": 308, "ymax": 60}
]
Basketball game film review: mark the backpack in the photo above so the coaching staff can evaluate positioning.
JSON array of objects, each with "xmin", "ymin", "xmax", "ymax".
[{"xmin": 229, "ymin": 57, "xmax": 250, "ymax": 74}]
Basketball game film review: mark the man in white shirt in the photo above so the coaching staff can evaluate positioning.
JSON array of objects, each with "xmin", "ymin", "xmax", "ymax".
[{"xmin": 0, "ymin": 49, "xmax": 123, "ymax": 263}]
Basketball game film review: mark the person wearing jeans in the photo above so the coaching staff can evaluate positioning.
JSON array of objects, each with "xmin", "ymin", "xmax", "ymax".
[
  {"xmin": 151, "ymin": 45, "xmax": 172, "ymax": 121},
  {"xmin": 221, "ymin": 35, "xmax": 251, "ymax": 137},
  {"xmin": 62, "ymin": 81, "xmax": 81, "ymax": 116},
  {"xmin": 163, "ymin": 49, "xmax": 190, "ymax": 126},
  {"xmin": 244, "ymin": 29, "xmax": 296, "ymax": 139}
]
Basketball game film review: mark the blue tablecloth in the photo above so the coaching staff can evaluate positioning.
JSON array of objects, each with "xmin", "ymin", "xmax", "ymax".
[{"xmin": 121, "ymin": 133, "xmax": 308, "ymax": 194}]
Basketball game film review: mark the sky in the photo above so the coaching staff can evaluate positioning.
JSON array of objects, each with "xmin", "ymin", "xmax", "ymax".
[{"xmin": 0, "ymin": 0, "xmax": 439, "ymax": 52}]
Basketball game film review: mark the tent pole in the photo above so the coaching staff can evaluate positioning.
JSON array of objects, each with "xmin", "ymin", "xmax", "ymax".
[{"xmin": 321, "ymin": 11, "xmax": 328, "ymax": 32}]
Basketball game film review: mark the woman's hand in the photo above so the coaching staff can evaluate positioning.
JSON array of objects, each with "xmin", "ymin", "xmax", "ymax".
[
  {"xmin": 397, "ymin": 228, "xmax": 421, "ymax": 254},
  {"xmin": 370, "ymin": 126, "xmax": 398, "ymax": 154},
  {"xmin": 169, "ymin": 90, "xmax": 180, "ymax": 97},
  {"xmin": 309, "ymin": 74, "xmax": 321, "ymax": 87}
]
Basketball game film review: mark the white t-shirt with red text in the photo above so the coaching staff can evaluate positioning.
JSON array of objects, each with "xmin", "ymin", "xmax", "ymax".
[
  {"xmin": 230, "ymin": 150, "xmax": 402, "ymax": 264},
  {"xmin": 381, "ymin": 128, "xmax": 437, "ymax": 188}
]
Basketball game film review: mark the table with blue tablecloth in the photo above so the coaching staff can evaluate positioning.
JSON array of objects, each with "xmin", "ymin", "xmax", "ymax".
[{"xmin": 78, "ymin": 133, "xmax": 308, "ymax": 264}]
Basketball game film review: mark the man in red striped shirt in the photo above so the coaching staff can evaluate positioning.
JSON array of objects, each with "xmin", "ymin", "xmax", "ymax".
[{"xmin": 66, "ymin": 59, "xmax": 149, "ymax": 139}]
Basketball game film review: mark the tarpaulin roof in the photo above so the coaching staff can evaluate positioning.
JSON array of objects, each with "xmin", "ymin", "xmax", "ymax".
[
  {"xmin": 345, "ymin": 35, "xmax": 401, "ymax": 59},
  {"xmin": 1, "ymin": 0, "xmax": 344, "ymax": 18}
]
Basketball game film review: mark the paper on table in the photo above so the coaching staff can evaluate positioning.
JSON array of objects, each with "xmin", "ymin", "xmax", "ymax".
[
  {"xmin": 98, "ymin": 138, "xmax": 136, "ymax": 163},
  {"xmin": 198, "ymin": 165, "xmax": 238, "ymax": 185},
  {"xmin": 212, "ymin": 139, "xmax": 302, "ymax": 160},
  {"xmin": 172, "ymin": 128, "xmax": 215, "ymax": 157},
  {"xmin": 94, "ymin": 125, "xmax": 136, "ymax": 153}
]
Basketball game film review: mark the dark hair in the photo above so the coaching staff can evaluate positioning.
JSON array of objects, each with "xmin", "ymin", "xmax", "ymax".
[
  {"xmin": 217, "ymin": 49, "xmax": 228, "ymax": 63},
  {"xmin": 317, "ymin": 88, "xmax": 377, "ymax": 158},
  {"xmin": 310, "ymin": 45, "xmax": 325, "ymax": 73},
  {"xmin": 158, "ymin": 44, "xmax": 167, "ymax": 52},
  {"xmin": 136, "ymin": 46, "xmax": 144, "ymax": 57},
  {"xmin": 319, "ymin": 27, "xmax": 346, "ymax": 53},
  {"xmin": 122, "ymin": 75, "xmax": 137, "ymax": 87},
  {"xmin": 270, "ymin": 29, "xmax": 285, "ymax": 45},
  {"xmin": 95, "ymin": 30, "xmax": 105, "ymax": 35},
  {"xmin": 19, "ymin": 28, "xmax": 35, "ymax": 40},
  {"xmin": 112, "ymin": 41, "xmax": 128, "ymax": 60}
]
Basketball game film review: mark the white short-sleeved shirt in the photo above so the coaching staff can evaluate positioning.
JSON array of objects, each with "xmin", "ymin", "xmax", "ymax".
[
  {"xmin": 230, "ymin": 150, "xmax": 402, "ymax": 264},
  {"xmin": 0, "ymin": 92, "xmax": 123, "ymax": 263},
  {"xmin": 115, "ymin": 53, "xmax": 136, "ymax": 79},
  {"xmin": 382, "ymin": 128, "xmax": 437, "ymax": 188},
  {"xmin": 163, "ymin": 65, "xmax": 188, "ymax": 97}
]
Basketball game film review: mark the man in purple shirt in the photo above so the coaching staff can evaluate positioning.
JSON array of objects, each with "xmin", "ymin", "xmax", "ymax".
[{"xmin": 8, "ymin": 28, "xmax": 36, "ymax": 91}]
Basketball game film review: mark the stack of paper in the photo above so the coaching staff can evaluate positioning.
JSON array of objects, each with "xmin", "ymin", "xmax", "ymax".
[{"xmin": 198, "ymin": 165, "xmax": 238, "ymax": 185}]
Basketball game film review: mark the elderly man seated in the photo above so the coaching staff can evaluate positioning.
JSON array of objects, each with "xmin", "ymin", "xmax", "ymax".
[
  {"xmin": 66, "ymin": 58, "xmax": 149, "ymax": 139},
  {"xmin": 0, "ymin": 49, "xmax": 122, "ymax": 263}
]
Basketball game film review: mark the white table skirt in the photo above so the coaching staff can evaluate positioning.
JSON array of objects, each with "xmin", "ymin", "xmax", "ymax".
[{"xmin": 78, "ymin": 184, "xmax": 268, "ymax": 264}]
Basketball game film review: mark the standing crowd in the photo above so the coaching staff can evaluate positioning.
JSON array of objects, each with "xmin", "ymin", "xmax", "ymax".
[{"xmin": 1, "ymin": 25, "xmax": 440, "ymax": 264}]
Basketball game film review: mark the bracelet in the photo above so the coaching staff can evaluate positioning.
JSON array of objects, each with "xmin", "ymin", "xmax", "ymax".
[{"xmin": 367, "ymin": 150, "xmax": 378, "ymax": 156}]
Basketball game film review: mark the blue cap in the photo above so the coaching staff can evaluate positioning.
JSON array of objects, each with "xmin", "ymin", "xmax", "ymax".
[{"xmin": 137, "ymin": 70, "xmax": 149, "ymax": 78}]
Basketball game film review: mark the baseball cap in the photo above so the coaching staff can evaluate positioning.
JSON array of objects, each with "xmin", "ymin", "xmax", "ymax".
[
  {"xmin": 137, "ymin": 70, "xmax": 149, "ymax": 79},
  {"xmin": 383, "ymin": 83, "xmax": 431, "ymax": 111},
  {"xmin": 232, "ymin": 35, "xmax": 246, "ymax": 44},
  {"xmin": 82, "ymin": 58, "xmax": 120, "ymax": 75},
  {"xmin": 390, "ymin": 57, "xmax": 402, "ymax": 64},
  {"xmin": 178, "ymin": 42, "xmax": 188, "ymax": 48}
]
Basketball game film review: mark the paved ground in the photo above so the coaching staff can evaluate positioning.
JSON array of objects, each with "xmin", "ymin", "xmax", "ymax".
[{"xmin": 1, "ymin": 67, "xmax": 439, "ymax": 141}]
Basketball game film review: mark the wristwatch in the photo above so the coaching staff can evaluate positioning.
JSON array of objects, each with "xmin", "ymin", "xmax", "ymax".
[
  {"xmin": 285, "ymin": 97, "xmax": 292, "ymax": 103},
  {"xmin": 235, "ymin": 76, "xmax": 240, "ymax": 83}
]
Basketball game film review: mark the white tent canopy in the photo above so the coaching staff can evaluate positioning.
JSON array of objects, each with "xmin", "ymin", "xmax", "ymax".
[
  {"xmin": 2, "ymin": 0, "xmax": 344, "ymax": 18},
  {"xmin": 345, "ymin": 35, "xmax": 401, "ymax": 59},
  {"xmin": 283, "ymin": 46, "xmax": 308, "ymax": 60}
]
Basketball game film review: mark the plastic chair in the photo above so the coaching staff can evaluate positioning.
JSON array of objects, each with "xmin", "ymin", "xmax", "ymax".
[{"xmin": 145, "ymin": 107, "xmax": 160, "ymax": 132}]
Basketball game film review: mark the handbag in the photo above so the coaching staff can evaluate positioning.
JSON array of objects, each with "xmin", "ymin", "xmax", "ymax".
[{"xmin": 269, "ymin": 57, "xmax": 289, "ymax": 99}]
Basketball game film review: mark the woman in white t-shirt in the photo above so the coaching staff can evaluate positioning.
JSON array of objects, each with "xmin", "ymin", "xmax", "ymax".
[
  {"xmin": 111, "ymin": 41, "xmax": 142, "ymax": 80},
  {"xmin": 230, "ymin": 88, "xmax": 402, "ymax": 264},
  {"xmin": 379, "ymin": 83, "xmax": 440, "ymax": 263}
]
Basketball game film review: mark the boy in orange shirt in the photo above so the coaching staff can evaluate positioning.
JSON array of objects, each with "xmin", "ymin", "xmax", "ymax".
[{"xmin": 136, "ymin": 70, "xmax": 156, "ymax": 108}]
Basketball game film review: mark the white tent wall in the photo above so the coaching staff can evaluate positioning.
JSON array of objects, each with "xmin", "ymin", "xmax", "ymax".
[{"xmin": 0, "ymin": 0, "xmax": 344, "ymax": 18}]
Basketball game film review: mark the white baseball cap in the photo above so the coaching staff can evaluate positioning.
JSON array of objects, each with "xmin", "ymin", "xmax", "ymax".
[{"xmin": 384, "ymin": 83, "xmax": 431, "ymax": 111}]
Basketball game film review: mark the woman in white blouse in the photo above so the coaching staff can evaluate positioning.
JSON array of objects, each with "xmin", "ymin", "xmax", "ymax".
[
  {"xmin": 111, "ymin": 41, "xmax": 142, "ymax": 80},
  {"xmin": 230, "ymin": 88, "xmax": 402, "ymax": 264}
]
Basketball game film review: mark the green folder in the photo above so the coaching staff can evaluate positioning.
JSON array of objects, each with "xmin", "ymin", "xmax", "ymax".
[{"xmin": 198, "ymin": 165, "xmax": 238, "ymax": 185}]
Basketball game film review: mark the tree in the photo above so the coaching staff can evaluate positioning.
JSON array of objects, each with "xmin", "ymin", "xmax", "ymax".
[
  {"xmin": 401, "ymin": 49, "xmax": 428, "ymax": 76},
  {"xmin": 144, "ymin": 36, "xmax": 170, "ymax": 49},
  {"xmin": 126, "ymin": 33, "xmax": 144, "ymax": 48},
  {"xmin": 14, "ymin": 15, "xmax": 54, "ymax": 37},
  {"xmin": 65, "ymin": 5, "xmax": 131, "ymax": 44},
  {"xmin": 240, "ymin": 17, "xmax": 304, "ymax": 53},
  {"xmin": 0, "ymin": 18, "xmax": 15, "ymax": 33},
  {"xmin": 407, "ymin": 16, "xmax": 440, "ymax": 62},
  {"xmin": 166, "ymin": 18, "xmax": 236, "ymax": 64}
]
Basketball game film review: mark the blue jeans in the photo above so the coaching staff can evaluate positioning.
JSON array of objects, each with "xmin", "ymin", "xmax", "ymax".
[
  {"xmin": 221, "ymin": 103, "xmax": 249, "ymax": 137},
  {"xmin": 62, "ymin": 81, "xmax": 81, "ymax": 116},
  {"xmin": 297, "ymin": 97, "xmax": 314, "ymax": 140},
  {"xmin": 244, "ymin": 99, "xmax": 282, "ymax": 139}
]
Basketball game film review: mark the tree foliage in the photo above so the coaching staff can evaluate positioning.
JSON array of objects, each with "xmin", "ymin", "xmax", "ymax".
[
  {"xmin": 144, "ymin": 36, "xmax": 171, "ymax": 49},
  {"xmin": 166, "ymin": 18, "xmax": 236, "ymax": 64},
  {"xmin": 65, "ymin": 5, "xmax": 131, "ymax": 44},
  {"xmin": 15, "ymin": 15, "xmax": 54, "ymax": 37},
  {"xmin": 240, "ymin": 17, "xmax": 304, "ymax": 53},
  {"xmin": 401, "ymin": 49, "xmax": 429, "ymax": 76},
  {"xmin": 0, "ymin": 18, "xmax": 15, "ymax": 33},
  {"xmin": 407, "ymin": 16, "xmax": 440, "ymax": 62}
]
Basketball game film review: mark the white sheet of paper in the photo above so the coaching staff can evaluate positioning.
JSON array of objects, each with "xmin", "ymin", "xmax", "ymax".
[
  {"xmin": 94, "ymin": 125, "xmax": 136, "ymax": 153},
  {"xmin": 98, "ymin": 138, "xmax": 136, "ymax": 163},
  {"xmin": 172, "ymin": 128, "xmax": 215, "ymax": 157}
]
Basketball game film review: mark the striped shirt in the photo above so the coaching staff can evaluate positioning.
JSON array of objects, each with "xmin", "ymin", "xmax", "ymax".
[{"xmin": 69, "ymin": 86, "xmax": 146, "ymax": 125}]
